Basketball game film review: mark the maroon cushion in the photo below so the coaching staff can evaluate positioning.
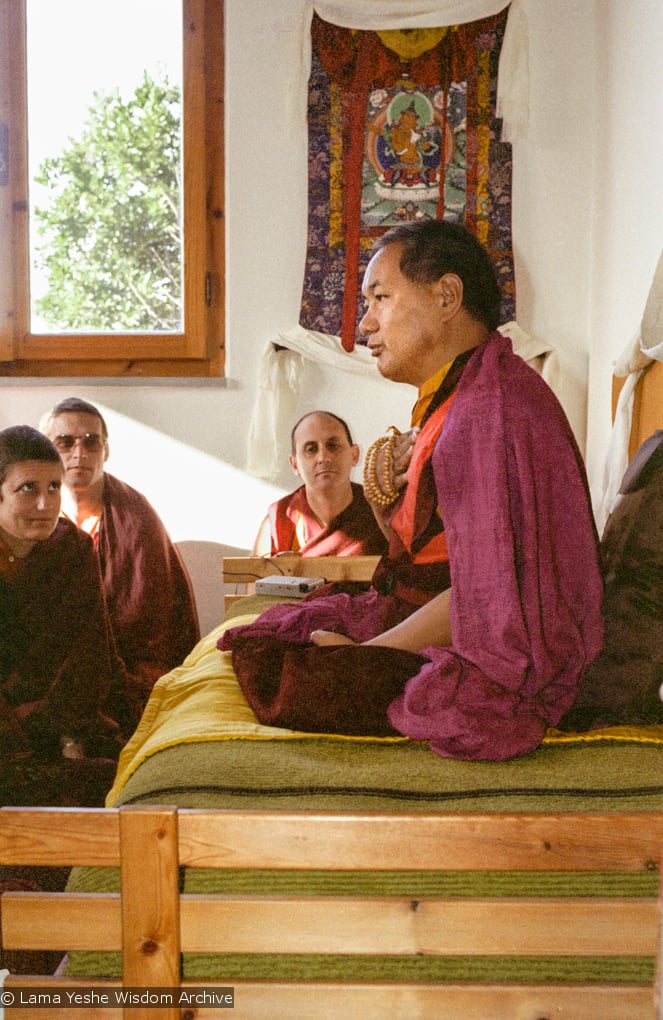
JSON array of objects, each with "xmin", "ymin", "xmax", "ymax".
[{"xmin": 231, "ymin": 637, "xmax": 426, "ymax": 736}]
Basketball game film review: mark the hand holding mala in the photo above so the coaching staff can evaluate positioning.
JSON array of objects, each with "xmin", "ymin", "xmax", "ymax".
[{"xmin": 363, "ymin": 426, "xmax": 402, "ymax": 507}]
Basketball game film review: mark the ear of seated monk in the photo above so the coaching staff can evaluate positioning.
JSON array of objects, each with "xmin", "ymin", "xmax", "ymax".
[{"xmin": 253, "ymin": 409, "xmax": 387, "ymax": 557}]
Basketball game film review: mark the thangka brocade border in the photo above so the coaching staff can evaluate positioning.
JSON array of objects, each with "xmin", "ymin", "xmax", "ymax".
[{"xmin": 300, "ymin": 9, "xmax": 515, "ymax": 352}]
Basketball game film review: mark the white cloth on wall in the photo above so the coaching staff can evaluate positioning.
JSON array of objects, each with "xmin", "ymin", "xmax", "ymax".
[
  {"xmin": 598, "ymin": 248, "xmax": 663, "ymax": 532},
  {"xmin": 313, "ymin": 0, "xmax": 511, "ymax": 24},
  {"xmin": 247, "ymin": 321, "xmax": 557, "ymax": 480},
  {"xmin": 246, "ymin": 329, "xmax": 385, "ymax": 479},
  {"xmin": 498, "ymin": 320, "xmax": 561, "ymax": 392}
]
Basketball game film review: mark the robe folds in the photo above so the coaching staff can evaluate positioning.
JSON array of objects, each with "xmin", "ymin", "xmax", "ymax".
[
  {"xmin": 97, "ymin": 474, "xmax": 200, "ymax": 715},
  {"xmin": 0, "ymin": 520, "xmax": 124, "ymax": 974},
  {"xmin": 0, "ymin": 519, "xmax": 124, "ymax": 805},
  {"xmin": 268, "ymin": 481, "xmax": 388, "ymax": 556},
  {"xmin": 220, "ymin": 333, "xmax": 604, "ymax": 761}
]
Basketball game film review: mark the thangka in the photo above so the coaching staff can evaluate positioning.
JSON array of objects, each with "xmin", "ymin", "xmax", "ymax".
[{"xmin": 300, "ymin": 9, "xmax": 514, "ymax": 352}]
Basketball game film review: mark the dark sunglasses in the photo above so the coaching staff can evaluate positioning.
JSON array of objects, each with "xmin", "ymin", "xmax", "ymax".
[{"xmin": 53, "ymin": 433, "xmax": 105, "ymax": 452}]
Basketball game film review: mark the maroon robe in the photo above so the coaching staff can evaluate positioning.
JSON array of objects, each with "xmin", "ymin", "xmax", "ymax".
[
  {"xmin": 0, "ymin": 519, "xmax": 125, "ymax": 974},
  {"xmin": 97, "ymin": 474, "xmax": 200, "ymax": 716},
  {"xmin": 268, "ymin": 482, "xmax": 387, "ymax": 556},
  {"xmin": 220, "ymin": 334, "xmax": 604, "ymax": 761},
  {"xmin": 0, "ymin": 518, "xmax": 123, "ymax": 803}
]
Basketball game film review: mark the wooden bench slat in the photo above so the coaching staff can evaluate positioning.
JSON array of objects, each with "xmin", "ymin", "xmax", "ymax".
[
  {"xmin": 4, "ymin": 892, "xmax": 655, "ymax": 957},
  {"xmin": 2, "ymin": 981, "xmax": 655, "ymax": 1020},
  {"xmin": 178, "ymin": 895, "xmax": 657, "ymax": 956},
  {"xmin": 177, "ymin": 810, "xmax": 663, "ymax": 871},
  {"xmin": 0, "ymin": 893, "xmax": 120, "ymax": 950},
  {"xmin": 0, "ymin": 807, "xmax": 119, "ymax": 866},
  {"xmin": 2, "ymin": 979, "xmax": 656, "ymax": 1020},
  {"xmin": 189, "ymin": 982, "xmax": 657, "ymax": 1020},
  {"xmin": 5, "ymin": 807, "xmax": 659, "ymax": 874}
]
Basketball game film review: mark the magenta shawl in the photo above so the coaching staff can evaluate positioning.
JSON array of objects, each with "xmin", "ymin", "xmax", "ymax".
[{"xmin": 387, "ymin": 332, "xmax": 603, "ymax": 758}]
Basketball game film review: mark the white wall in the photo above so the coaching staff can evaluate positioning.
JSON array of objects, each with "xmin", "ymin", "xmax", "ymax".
[
  {"xmin": 585, "ymin": 0, "xmax": 663, "ymax": 501},
  {"xmin": 2, "ymin": 0, "xmax": 663, "ymax": 541},
  {"xmin": 509, "ymin": 0, "xmax": 598, "ymax": 449}
]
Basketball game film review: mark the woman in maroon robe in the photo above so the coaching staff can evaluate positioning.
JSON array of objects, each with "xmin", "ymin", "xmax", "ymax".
[
  {"xmin": 0, "ymin": 425, "xmax": 130, "ymax": 971},
  {"xmin": 0, "ymin": 424, "xmax": 126, "ymax": 804}
]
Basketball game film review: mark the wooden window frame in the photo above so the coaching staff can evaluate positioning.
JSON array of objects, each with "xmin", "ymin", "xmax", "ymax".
[{"xmin": 0, "ymin": 0, "xmax": 224, "ymax": 378}]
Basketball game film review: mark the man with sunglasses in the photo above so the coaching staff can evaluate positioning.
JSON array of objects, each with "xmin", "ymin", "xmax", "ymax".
[{"xmin": 41, "ymin": 397, "xmax": 199, "ymax": 732}]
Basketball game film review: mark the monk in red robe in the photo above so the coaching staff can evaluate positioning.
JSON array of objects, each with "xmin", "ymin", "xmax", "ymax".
[
  {"xmin": 221, "ymin": 221, "xmax": 604, "ymax": 761},
  {"xmin": 0, "ymin": 425, "xmax": 128, "ymax": 974},
  {"xmin": 41, "ymin": 398, "xmax": 200, "ymax": 726},
  {"xmin": 0, "ymin": 425, "xmax": 123, "ymax": 806},
  {"xmin": 253, "ymin": 410, "xmax": 387, "ymax": 557}
]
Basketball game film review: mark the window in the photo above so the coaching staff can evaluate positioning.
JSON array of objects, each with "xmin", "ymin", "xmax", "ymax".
[{"xmin": 0, "ymin": 0, "xmax": 224, "ymax": 377}]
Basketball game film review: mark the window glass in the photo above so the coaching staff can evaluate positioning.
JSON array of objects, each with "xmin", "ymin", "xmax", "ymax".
[{"xmin": 26, "ymin": 0, "xmax": 183, "ymax": 334}]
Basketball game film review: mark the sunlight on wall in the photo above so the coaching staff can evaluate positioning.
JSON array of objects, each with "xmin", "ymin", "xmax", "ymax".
[{"xmin": 100, "ymin": 406, "xmax": 286, "ymax": 549}]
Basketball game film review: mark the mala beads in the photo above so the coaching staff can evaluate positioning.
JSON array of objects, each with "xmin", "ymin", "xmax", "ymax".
[{"xmin": 363, "ymin": 426, "xmax": 402, "ymax": 507}]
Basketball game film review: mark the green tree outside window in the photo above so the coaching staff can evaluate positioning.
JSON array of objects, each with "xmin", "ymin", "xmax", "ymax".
[{"xmin": 33, "ymin": 74, "xmax": 182, "ymax": 333}]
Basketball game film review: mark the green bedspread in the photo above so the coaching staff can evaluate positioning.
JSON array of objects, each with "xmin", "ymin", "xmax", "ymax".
[{"xmin": 112, "ymin": 731, "xmax": 663, "ymax": 814}]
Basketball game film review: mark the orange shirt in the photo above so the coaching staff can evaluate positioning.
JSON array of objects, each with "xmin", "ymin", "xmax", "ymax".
[{"xmin": 410, "ymin": 362, "xmax": 453, "ymax": 428}]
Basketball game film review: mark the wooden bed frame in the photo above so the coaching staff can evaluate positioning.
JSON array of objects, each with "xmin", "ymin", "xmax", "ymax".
[{"xmin": 1, "ymin": 805, "xmax": 662, "ymax": 1019}]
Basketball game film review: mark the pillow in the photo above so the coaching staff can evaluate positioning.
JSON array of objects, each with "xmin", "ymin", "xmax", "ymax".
[{"xmin": 560, "ymin": 431, "xmax": 663, "ymax": 730}]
